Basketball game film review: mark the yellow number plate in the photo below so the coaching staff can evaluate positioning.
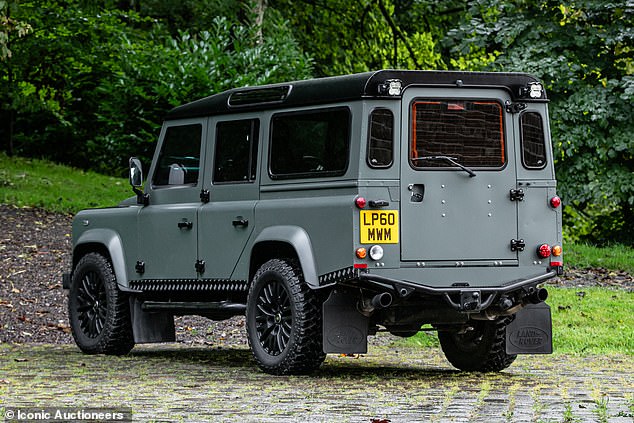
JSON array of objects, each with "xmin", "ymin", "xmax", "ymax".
[{"xmin": 360, "ymin": 210, "xmax": 399, "ymax": 244}]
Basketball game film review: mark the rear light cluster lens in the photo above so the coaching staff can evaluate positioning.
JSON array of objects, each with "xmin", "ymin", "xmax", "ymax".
[
  {"xmin": 550, "ymin": 196, "xmax": 561, "ymax": 208},
  {"xmin": 355, "ymin": 197, "xmax": 367, "ymax": 209},
  {"xmin": 355, "ymin": 247, "xmax": 367, "ymax": 259},
  {"xmin": 552, "ymin": 245, "xmax": 563, "ymax": 257},
  {"xmin": 537, "ymin": 244, "xmax": 552, "ymax": 258}
]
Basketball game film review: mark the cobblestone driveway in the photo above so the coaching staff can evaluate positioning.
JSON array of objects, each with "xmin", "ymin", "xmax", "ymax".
[{"xmin": 1, "ymin": 344, "xmax": 632, "ymax": 422}]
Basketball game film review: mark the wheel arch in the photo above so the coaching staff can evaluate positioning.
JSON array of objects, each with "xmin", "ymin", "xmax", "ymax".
[
  {"xmin": 73, "ymin": 229, "xmax": 129, "ymax": 290},
  {"xmin": 249, "ymin": 226, "xmax": 319, "ymax": 288}
]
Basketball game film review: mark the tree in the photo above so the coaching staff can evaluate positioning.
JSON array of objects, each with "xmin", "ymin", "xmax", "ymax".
[
  {"xmin": 0, "ymin": 0, "xmax": 32, "ymax": 155},
  {"xmin": 445, "ymin": 0, "xmax": 634, "ymax": 245},
  {"xmin": 270, "ymin": 0, "xmax": 446, "ymax": 76},
  {"xmin": 1, "ymin": 1, "xmax": 312, "ymax": 173}
]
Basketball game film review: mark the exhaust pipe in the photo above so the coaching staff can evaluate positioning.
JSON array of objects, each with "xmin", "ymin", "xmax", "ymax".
[
  {"xmin": 359, "ymin": 292, "xmax": 393, "ymax": 315},
  {"xmin": 525, "ymin": 287, "xmax": 549, "ymax": 304}
]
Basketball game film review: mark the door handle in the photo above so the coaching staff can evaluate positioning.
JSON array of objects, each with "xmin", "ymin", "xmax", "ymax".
[
  {"xmin": 178, "ymin": 221, "xmax": 193, "ymax": 230},
  {"xmin": 232, "ymin": 219, "xmax": 249, "ymax": 227}
]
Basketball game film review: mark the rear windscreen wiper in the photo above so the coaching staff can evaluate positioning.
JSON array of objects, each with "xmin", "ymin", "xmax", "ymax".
[{"xmin": 412, "ymin": 156, "xmax": 477, "ymax": 178}]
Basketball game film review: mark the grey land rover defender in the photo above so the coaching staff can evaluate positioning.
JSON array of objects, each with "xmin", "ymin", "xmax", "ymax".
[{"xmin": 64, "ymin": 70, "xmax": 563, "ymax": 375}]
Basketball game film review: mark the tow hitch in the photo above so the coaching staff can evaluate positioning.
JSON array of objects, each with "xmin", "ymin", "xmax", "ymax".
[{"xmin": 443, "ymin": 290, "xmax": 496, "ymax": 312}]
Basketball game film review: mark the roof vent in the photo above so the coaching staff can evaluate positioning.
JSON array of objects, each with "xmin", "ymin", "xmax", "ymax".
[{"xmin": 228, "ymin": 85, "xmax": 292, "ymax": 107}]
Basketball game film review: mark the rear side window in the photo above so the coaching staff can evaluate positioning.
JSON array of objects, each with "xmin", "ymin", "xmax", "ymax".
[
  {"xmin": 367, "ymin": 108, "xmax": 394, "ymax": 168},
  {"xmin": 269, "ymin": 108, "xmax": 350, "ymax": 179},
  {"xmin": 213, "ymin": 119, "xmax": 259, "ymax": 183},
  {"xmin": 153, "ymin": 124, "xmax": 202, "ymax": 186},
  {"xmin": 520, "ymin": 112, "xmax": 547, "ymax": 169},
  {"xmin": 410, "ymin": 100, "xmax": 505, "ymax": 168}
]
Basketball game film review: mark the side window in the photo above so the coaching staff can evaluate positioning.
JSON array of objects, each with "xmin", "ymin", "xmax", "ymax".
[
  {"xmin": 213, "ymin": 119, "xmax": 259, "ymax": 183},
  {"xmin": 269, "ymin": 108, "xmax": 350, "ymax": 178},
  {"xmin": 367, "ymin": 108, "xmax": 394, "ymax": 168},
  {"xmin": 520, "ymin": 112, "xmax": 547, "ymax": 169},
  {"xmin": 153, "ymin": 124, "xmax": 202, "ymax": 186}
]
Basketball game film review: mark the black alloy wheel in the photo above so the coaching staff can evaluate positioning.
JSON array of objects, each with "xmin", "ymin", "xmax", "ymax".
[
  {"xmin": 246, "ymin": 259, "xmax": 326, "ymax": 375},
  {"xmin": 76, "ymin": 269, "xmax": 108, "ymax": 338},
  {"xmin": 254, "ymin": 279, "xmax": 293, "ymax": 356},
  {"xmin": 68, "ymin": 253, "xmax": 134, "ymax": 355}
]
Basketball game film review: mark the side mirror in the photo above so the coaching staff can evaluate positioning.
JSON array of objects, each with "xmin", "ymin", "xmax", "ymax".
[
  {"xmin": 129, "ymin": 157, "xmax": 143, "ymax": 188},
  {"xmin": 129, "ymin": 157, "xmax": 149, "ymax": 206}
]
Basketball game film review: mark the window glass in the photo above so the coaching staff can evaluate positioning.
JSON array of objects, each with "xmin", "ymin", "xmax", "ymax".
[
  {"xmin": 270, "ymin": 108, "xmax": 350, "ymax": 178},
  {"xmin": 214, "ymin": 119, "xmax": 259, "ymax": 183},
  {"xmin": 410, "ymin": 100, "xmax": 505, "ymax": 168},
  {"xmin": 153, "ymin": 124, "xmax": 202, "ymax": 186},
  {"xmin": 367, "ymin": 108, "xmax": 394, "ymax": 168},
  {"xmin": 520, "ymin": 112, "xmax": 547, "ymax": 169}
]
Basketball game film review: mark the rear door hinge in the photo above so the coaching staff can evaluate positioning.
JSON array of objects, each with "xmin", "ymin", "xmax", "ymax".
[
  {"xmin": 195, "ymin": 259, "xmax": 206, "ymax": 274},
  {"xmin": 509, "ymin": 188, "xmax": 525, "ymax": 202},
  {"xmin": 505, "ymin": 101, "xmax": 527, "ymax": 114},
  {"xmin": 200, "ymin": 189, "xmax": 210, "ymax": 203},
  {"xmin": 510, "ymin": 239, "xmax": 526, "ymax": 252}
]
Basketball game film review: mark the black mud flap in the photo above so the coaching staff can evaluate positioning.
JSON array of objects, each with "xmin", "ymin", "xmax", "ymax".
[
  {"xmin": 506, "ymin": 303, "xmax": 553, "ymax": 354},
  {"xmin": 130, "ymin": 298, "xmax": 175, "ymax": 343},
  {"xmin": 322, "ymin": 290, "xmax": 368, "ymax": 354}
]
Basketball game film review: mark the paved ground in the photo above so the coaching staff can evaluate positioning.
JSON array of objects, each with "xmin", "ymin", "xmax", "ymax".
[{"xmin": 1, "ymin": 343, "xmax": 632, "ymax": 422}]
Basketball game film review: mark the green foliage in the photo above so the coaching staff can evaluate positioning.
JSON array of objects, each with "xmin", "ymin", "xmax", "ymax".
[
  {"xmin": 1, "ymin": 0, "xmax": 312, "ymax": 174},
  {"xmin": 271, "ymin": 0, "xmax": 446, "ymax": 76},
  {"xmin": 0, "ymin": 152, "xmax": 130, "ymax": 213},
  {"xmin": 444, "ymin": 0, "xmax": 634, "ymax": 245}
]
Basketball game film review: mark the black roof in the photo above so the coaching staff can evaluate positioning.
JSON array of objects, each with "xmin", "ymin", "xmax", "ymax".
[{"xmin": 166, "ymin": 70, "xmax": 544, "ymax": 120}]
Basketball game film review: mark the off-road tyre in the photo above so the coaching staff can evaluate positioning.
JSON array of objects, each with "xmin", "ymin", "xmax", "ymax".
[
  {"xmin": 246, "ymin": 259, "xmax": 326, "ymax": 375},
  {"xmin": 68, "ymin": 253, "xmax": 134, "ymax": 355},
  {"xmin": 438, "ymin": 317, "xmax": 516, "ymax": 372}
]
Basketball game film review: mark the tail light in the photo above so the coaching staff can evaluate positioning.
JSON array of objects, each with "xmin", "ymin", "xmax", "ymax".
[
  {"xmin": 537, "ymin": 244, "xmax": 551, "ymax": 258},
  {"xmin": 355, "ymin": 197, "xmax": 367, "ymax": 209},
  {"xmin": 550, "ymin": 196, "xmax": 561, "ymax": 208}
]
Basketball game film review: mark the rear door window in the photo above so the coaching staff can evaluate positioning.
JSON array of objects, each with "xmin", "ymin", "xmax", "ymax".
[
  {"xmin": 367, "ymin": 108, "xmax": 394, "ymax": 168},
  {"xmin": 520, "ymin": 112, "xmax": 547, "ymax": 169},
  {"xmin": 410, "ymin": 100, "xmax": 505, "ymax": 169}
]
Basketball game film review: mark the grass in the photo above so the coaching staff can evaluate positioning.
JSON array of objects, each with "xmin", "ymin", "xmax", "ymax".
[
  {"xmin": 406, "ymin": 287, "xmax": 634, "ymax": 355},
  {"xmin": 564, "ymin": 242, "xmax": 634, "ymax": 274},
  {"xmin": 0, "ymin": 153, "xmax": 131, "ymax": 214}
]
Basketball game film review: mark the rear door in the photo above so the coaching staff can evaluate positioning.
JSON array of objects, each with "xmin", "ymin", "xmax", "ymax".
[
  {"xmin": 400, "ymin": 88, "xmax": 518, "ymax": 262},
  {"xmin": 197, "ymin": 117, "xmax": 260, "ymax": 280}
]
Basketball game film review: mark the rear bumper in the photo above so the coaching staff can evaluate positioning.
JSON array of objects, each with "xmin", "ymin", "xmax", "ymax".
[{"xmin": 357, "ymin": 269, "xmax": 557, "ymax": 312}]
